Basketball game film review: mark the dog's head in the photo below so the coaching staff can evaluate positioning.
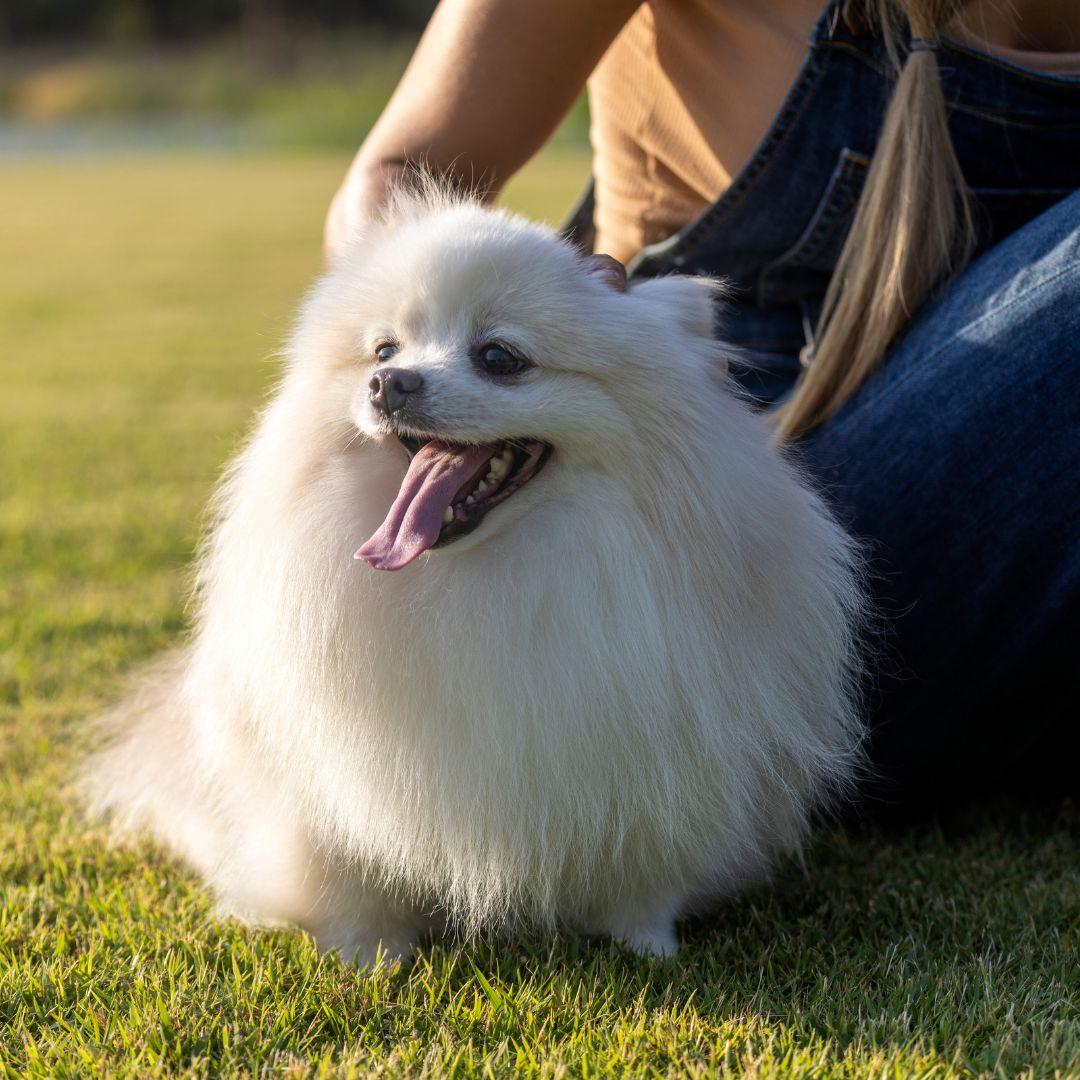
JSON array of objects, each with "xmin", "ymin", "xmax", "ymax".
[{"xmin": 290, "ymin": 187, "xmax": 726, "ymax": 570}]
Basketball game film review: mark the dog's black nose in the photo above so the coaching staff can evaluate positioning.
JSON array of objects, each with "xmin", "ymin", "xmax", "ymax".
[{"xmin": 369, "ymin": 367, "xmax": 423, "ymax": 416}]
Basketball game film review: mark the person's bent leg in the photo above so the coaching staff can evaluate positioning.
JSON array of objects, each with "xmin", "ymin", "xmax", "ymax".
[{"xmin": 796, "ymin": 190, "xmax": 1080, "ymax": 813}]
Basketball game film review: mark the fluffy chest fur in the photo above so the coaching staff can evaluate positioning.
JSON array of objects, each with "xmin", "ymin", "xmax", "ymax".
[{"xmin": 185, "ymin": 402, "xmax": 859, "ymax": 932}]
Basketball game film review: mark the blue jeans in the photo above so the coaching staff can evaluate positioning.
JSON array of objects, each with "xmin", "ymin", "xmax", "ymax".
[
  {"xmin": 798, "ymin": 191, "xmax": 1080, "ymax": 810},
  {"xmin": 567, "ymin": 1, "xmax": 1080, "ymax": 810}
]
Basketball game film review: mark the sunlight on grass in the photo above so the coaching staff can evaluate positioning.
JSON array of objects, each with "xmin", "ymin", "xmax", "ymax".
[{"xmin": 0, "ymin": 151, "xmax": 1076, "ymax": 1077}]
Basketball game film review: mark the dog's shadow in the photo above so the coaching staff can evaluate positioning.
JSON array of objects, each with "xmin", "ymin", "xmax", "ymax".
[{"xmin": 411, "ymin": 798, "xmax": 1074, "ymax": 1062}]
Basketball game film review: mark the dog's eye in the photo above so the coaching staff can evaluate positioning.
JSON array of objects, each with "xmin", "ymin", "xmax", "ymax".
[
  {"xmin": 375, "ymin": 342, "xmax": 398, "ymax": 363},
  {"xmin": 476, "ymin": 343, "xmax": 530, "ymax": 378}
]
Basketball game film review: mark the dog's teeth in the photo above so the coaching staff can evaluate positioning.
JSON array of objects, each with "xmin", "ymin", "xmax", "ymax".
[
  {"xmin": 489, "ymin": 457, "xmax": 509, "ymax": 478},
  {"xmin": 465, "ymin": 496, "xmax": 475, "ymax": 505},
  {"xmin": 501, "ymin": 446, "xmax": 515, "ymax": 462},
  {"xmin": 442, "ymin": 506, "xmax": 454, "ymax": 524},
  {"xmin": 477, "ymin": 481, "xmax": 490, "ymax": 493}
]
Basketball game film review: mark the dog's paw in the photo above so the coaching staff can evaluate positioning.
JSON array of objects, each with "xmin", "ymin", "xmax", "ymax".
[
  {"xmin": 604, "ymin": 913, "xmax": 680, "ymax": 959},
  {"xmin": 317, "ymin": 927, "xmax": 417, "ymax": 970},
  {"xmin": 618, "ymin": 926, "xmax": 679, "ymax": 960}
]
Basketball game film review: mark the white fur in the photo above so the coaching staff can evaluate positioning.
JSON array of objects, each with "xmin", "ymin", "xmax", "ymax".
[{"xmin": 86, "ymin": 190, "xmax": 864, "ymax": 964}]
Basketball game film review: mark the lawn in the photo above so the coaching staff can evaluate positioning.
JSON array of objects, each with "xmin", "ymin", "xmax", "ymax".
[{"xmin": 1, "ymin": 151, "xmax": 1077, "ymax": 1078}]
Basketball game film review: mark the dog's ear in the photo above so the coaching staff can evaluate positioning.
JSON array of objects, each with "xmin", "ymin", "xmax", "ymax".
[
  {"xmin": 629, "ymin": 274, "xmax": 726, "ymax": 339},
  {"xmin": 583, "ymin": 254, "xmax": 628, "ymax": 292}
]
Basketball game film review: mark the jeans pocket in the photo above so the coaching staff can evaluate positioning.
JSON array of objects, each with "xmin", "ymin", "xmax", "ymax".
[{"xmin": 757, "ymin": 148, "xmax": 870, "ymax": 307}]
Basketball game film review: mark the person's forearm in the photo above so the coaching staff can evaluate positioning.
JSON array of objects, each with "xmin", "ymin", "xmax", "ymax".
[{"xmin": 325, "ymin": 0, "xmax": 641, "ymax": 258}]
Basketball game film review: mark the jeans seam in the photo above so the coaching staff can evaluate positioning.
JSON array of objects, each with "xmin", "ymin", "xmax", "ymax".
[
  {"xmin": 947, "ymin": 99, "xmax": 1080, "ymax": 130},
  {"xmin": 940, "ymin": 36, "xmax": 1080, "ymax": 88}
]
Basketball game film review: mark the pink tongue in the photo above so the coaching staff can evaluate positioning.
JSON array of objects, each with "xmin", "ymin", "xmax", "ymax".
[{"xmin": 355, "ymin": 440, "xmax": 496, "ymax": 571}]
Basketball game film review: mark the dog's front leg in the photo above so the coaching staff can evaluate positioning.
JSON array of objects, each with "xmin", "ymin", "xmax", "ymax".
[
  {"xmin": 305, "ymin": 878, "xmax": 438, "ymax": 968},
  {"xmin": 589, "ymin": 899, "xmax": 682, "ymax": 959}
]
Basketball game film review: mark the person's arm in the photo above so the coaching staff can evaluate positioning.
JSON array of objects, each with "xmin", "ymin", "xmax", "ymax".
[{"xmin": 324, "ymin": 0, "xmax": 640, "ymax": 259}]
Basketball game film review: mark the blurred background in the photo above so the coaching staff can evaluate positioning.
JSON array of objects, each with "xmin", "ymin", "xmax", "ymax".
[{"xmin": 0, "ymin": 0, "xmax": 590, "ymax": 154}]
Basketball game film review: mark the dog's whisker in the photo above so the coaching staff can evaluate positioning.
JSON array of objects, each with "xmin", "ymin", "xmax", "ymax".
[{"xmin": 332, "ymin": 415, "xmax": 365, "ymax": 453}]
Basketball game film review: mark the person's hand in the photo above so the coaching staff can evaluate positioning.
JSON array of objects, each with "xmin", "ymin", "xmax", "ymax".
[{"xmin": 324, "ymin": 159, "xmax": 406, "ymax": 264}]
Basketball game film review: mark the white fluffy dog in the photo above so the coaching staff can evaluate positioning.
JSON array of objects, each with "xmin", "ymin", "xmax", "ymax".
[{"xmin": 87, "ymin": 187, "xmax": 864, "ymax": 964}]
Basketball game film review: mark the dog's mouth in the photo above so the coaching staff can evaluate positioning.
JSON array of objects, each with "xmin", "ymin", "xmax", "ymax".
[{"xmin": 354, "ymin": 433, "xmax": 551, "ymax": 571}]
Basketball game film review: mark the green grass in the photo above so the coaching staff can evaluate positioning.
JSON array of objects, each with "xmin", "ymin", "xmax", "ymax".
[{"xmin": 1, "ymin": 151, "xmax": 1077, "ymax": 1078}]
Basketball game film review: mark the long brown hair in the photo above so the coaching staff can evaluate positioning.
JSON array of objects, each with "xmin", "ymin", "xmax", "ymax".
[{"xmin": 772, "ymin": 0, "xmax": 976, "ymax": 440}]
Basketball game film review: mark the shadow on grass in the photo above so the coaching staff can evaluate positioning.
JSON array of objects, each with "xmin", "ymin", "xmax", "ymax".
[{"xmin": 408, "ymin": 797, "xmax": 1077, "ymax": 1071}]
